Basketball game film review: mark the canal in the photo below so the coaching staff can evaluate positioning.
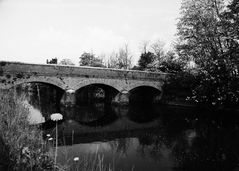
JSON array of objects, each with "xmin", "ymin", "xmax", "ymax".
[{"xmin": 18, "ymin": 83, "xmax": 239, "ymax": 171}]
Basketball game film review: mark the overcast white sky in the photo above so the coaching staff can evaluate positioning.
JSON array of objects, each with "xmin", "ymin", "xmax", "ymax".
[{"xmin": 0, "ymin": 0, "xmax": 181, "ymax": 65}]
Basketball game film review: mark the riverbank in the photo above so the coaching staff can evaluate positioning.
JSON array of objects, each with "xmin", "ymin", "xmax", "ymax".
[{"xmin": 0, "ymin": 89, "xmax": 55, "ymax": 170}]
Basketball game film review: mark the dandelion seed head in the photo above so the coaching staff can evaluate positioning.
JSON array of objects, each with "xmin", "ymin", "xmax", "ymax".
[
  {"xmin": 50, "ymin": 113, "xmax": 63, "ymax": 121},
  {"xmin": 73, "ymin": 157, "xmax": 79, "ymax": 161}
]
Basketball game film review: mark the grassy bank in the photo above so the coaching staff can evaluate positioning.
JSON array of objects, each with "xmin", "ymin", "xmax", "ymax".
[{"xmin": 0, "ymin": 89, "xmax": 54, "ymax": 171}]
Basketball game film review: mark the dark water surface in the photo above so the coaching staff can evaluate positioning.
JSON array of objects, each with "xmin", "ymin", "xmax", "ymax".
[
  {"xmin": 17, "ymin": 82, "xmax": 239, "ymax": 171},
  {"xmin": 27, "ymin": 99, "xmax": 239, "ymax": 171}
]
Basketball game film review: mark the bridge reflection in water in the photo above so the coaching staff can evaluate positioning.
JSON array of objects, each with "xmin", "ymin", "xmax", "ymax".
[
  {"xmin": 42, "ymin": 104, "xmax": 172, "ymax": 171},
  {"xmin": 37, "ymin": 103, "xmax": 239, "ymax": 171}
]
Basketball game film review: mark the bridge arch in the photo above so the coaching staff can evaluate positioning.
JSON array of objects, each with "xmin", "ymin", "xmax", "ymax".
[
  {"xmin": 74, "ymin": 79, "xmax": 122, "ymax": 92},
  {"xmin": 129, "ymin": 85, "xmax": 163, "ymax": 104},
  {"xmin": 2, "ymin": 76, "xmax": 67, "ymax": 91},
  {"xmin": 127, "ymin": 82, "xmax": 162, "ymax": 93},
  {"xmin": 75, "ymin": 83, "xmax": 120, "ymax": 105}
]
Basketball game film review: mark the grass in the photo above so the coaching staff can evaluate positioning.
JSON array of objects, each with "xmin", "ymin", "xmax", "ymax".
[
  {"xmin": 0, "ymin": 89, "xmax": 54, "ymax": 171},
  {"xmin": 56, "ymin": 152, "xmax": 114, "ymax": 171}
]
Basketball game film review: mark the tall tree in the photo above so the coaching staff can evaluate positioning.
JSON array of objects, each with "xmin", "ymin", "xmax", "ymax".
[
  {"xmin": 107, "ymin": 47, "xmax": 132, "ymax": 70},
  {"xmin": 139, "ymin": 40, "xmax": 150, "ymax": 54},
  {"xmin": 176, "ymin": 0, "xmax": 225, "ymax": 67},
  {"xmin": 221, "ymin": 0, "xmax": 239, "ymax": 62},
  {"xmin": 177, "ymin": 0, "xmax": 239, "ymax": 106},
  {"xmin": 151, "ymin": 40, "xmax": 165, "ymax": 62},
  {"xmin": 107, "ymin": 52, "xmax": 119, "ymax": 69},
  {"xmin": 223, "ymin": 0, "xmax": 239, "ymax": 39},
  {"xmin": 117, "ymin": 44, "xmax": 132, "ymax": 69}
]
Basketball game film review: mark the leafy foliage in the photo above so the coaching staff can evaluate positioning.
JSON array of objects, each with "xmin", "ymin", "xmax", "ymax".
[
  {"xmin": 79, "ymin": 52, "xmax": 105, "ymax": 67},
  {"xmin": 163, "ymin": 71, "xmax": 197, "ymax": 102},
  {"xmin": 158, "ymin": 51, "xmax": 185, "ymax": 73},
  {"xmin": 138, "ymin": 52, "xmax": 156, "ymax": 70},
  {"xmin": 136, "ymin": 48, "xmax": 185, "ymax": 74},
  {"xmin": 176, "ymin": 0, "xmax": 239, "ymax": 107},
  {"xmin": 177, "ymin": 0, "xmax": 225, "ymax": 65}
]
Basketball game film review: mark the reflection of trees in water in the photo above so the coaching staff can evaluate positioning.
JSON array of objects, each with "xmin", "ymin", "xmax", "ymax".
[
  {"xmin": 112, "ymin": 105, "xmax": 129, "ymax": 117},
  {"xmin": 128, "ymin": 104, "xmax": 160, "ymax": 123},
  {"xmin": 157, "ymin": 109, "xmax": 239, "ymax": 170},
  {"xmin": 137, "ymin": 134, "xmax": 165, "ymax": 162},
  {"xmin": 171, "ymin": 127, "xmax": 239, "ymax": 170},
  {"xmin": 60, "ymin": 104, "xmax": 119, "ymax": 127},
  {"xmin": 60, "ymin": 103, "xmax": 106, "ymax": 122},
  {"xmin": 122, "ymin": 108, "xmax": 239, "ymax": 170},
  {"xmin": 108, "ymin": 138, "xmax": 131, "ymax": 156}
]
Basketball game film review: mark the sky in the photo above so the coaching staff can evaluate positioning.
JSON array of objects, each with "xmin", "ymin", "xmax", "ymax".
[{"xmin": 0, "ymin": 0, "xmax": 182, "ymax": 65}]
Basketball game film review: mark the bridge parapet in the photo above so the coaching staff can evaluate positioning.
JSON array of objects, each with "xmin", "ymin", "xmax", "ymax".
[{"xmin": 0, "ymin": 61, "xmax": 167, "ymax": 81}]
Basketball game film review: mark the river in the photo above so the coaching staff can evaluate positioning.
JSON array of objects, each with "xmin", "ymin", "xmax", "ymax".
[
  {"xmin": 25, "ymin": 102, "xmax": 239, "ymax": 171},
  {"xmin": 17, "ymin": 84, "xmax": 239, "ymax": 171}
]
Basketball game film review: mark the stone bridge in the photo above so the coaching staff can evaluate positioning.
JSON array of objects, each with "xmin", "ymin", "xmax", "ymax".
[{"xmin": 0, "ymin": 61, "xmax": 168, "ymax": 105}]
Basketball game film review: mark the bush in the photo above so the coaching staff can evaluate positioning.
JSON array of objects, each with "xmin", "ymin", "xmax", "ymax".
[
  {"xmin": 190, "ymin": 60, "xmax": 239, "ymax": 107},
  {"xmin": 163, "ymin": 59, "xmax": 239, "ymax": 108},
  {"xmin": 163, "ymin": 71, "xmax": 197, "ymax": 102},
  {"xmin": 158, "ymin": 59, "xmax": 184, "ymax": 74}
]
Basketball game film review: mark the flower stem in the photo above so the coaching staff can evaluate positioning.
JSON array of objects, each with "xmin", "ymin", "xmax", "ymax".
[{"xmin": 54, "ymin": 121, "xmax": 58, "ymax": 169}]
